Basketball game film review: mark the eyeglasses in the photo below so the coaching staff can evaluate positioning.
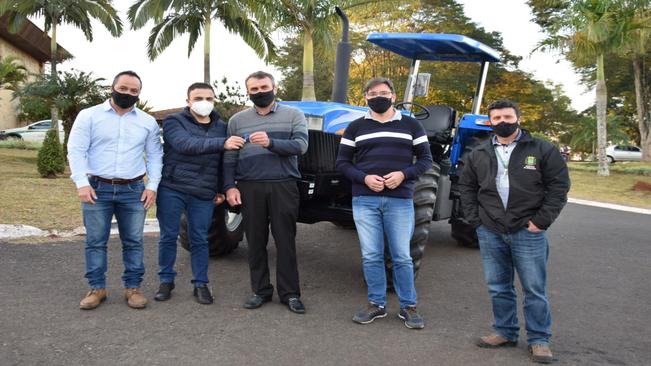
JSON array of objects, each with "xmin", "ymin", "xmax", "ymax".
[{"xmin": 366, "ymin": 91, "xmax": 393, "ymax": 97}]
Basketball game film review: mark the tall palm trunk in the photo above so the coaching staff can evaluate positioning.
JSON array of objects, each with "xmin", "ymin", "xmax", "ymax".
[
  {"xmin": 595, "ymin": 53, "xmax": 609, "ymax": 176},
  {"xmin": 632, "ymin": 57, "xmax": 651, "ymax": 161},
  {"xmin": 203, "ymin": 16, "xmax": 211, "ymax": 84},
  {"xmin": 50, "ymin": 20, "xmax": 60, "ymax": 139},
  {"xmin": 301, "ymin": 30, "xmax": 316, "ymax": 101}
]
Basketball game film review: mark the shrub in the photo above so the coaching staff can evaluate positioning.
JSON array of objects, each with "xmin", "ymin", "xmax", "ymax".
[{"xmin": 37, "ymin": 128, "xmax": 65, "ymax": 178}]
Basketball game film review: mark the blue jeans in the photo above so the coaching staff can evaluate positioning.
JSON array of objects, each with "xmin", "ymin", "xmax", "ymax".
[
  {"xmin": 476, "ymin": 225, "xmax": 552, "ymax": 345},
  {"xmin": 83, "ymin": 178, "xmax": 147, "ymax": 289},
  {"xmin": 352, "ymin": 195, "xmax": 416, "ymax": 308},
  {"xmin": 156, "ymin": 186, "xmax": 214, "ymax": 287}
]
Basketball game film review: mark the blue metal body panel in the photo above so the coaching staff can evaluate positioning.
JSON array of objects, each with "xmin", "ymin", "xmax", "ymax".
[
  {"xmin": 449, "ymin": 113, "xmax": 492, "ymax": 175},
  {"xmin": 279, "ymin": 101, "xmax": 413, "ymax": 133},
  {"xmin": 366, "ymin": 33, "xmax": 501, "ymax": 63}
]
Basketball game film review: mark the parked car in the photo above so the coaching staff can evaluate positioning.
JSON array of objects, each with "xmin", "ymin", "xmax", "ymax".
[
  {"xmin": 0, "ymin": 120, "xmax": 64, "ymax": 143},
  {"xmin": 606, "ymin": 145, "xmax": 643, "ymax": 163}
]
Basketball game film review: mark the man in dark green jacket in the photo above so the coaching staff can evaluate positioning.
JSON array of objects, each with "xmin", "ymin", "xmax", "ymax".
[{"xmin": 459, "ymin": 100, "xmax": 570, "ymax": 364}]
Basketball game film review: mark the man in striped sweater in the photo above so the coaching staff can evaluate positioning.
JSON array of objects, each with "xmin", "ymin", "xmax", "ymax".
[{"xmin": 336, "ymin": 77, "xmax": 433, "ymax": 329}]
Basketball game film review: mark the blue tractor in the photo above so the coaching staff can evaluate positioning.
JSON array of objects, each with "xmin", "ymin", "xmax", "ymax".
[{"xmin": 181, "ymin": 9, "xmax": 500, "ymax": 278}]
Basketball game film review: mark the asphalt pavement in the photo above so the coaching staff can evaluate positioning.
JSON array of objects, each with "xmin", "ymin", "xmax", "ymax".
[{"xmin": 0, "ymin": 203, "xmax": 650, "ymax": 366}]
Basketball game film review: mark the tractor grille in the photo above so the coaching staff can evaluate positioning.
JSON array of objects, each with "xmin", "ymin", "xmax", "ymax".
[{"xmin": 299, "ymin": 130, "xmax": 342, "ymax": 173}]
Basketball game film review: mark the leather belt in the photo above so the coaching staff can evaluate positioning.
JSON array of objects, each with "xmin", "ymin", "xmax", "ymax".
[{"xmin": 89, "ymin": 174, "xmax": 145, "ymax": 185}]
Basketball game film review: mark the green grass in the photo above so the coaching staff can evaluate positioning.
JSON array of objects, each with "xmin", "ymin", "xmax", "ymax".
[
  {"xmin": 0, "ymin": 148, "xmax": 156, "ymax": 231},
  {"xmin": 0, "ymin": 139, "xmax": 42, "ymax": 150},
  {"xmin": 568, "ymin": 162, "xmax": 651, "ymax": 176},
  {"xmin": 0, "ymin": 148, "xmax": 649, "ymax": 231},
  {"xmin": 567, "ymin": 162, "xmax": 651, "ymax": 208}
]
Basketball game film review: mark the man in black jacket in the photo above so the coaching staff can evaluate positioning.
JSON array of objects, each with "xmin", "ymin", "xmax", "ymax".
[
  {"xmin": 459, "ymin": 100, "xmax": 569, "ymax": 364},
  {"xmin": 154, "ymin": 83, "xmax": 244, "ymax": 304}
]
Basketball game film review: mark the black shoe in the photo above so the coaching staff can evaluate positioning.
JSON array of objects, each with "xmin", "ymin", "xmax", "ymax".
[
  {"xmin": 286, "ymin": 297, "xmax": 305, "ymax": 314},
  {"xmin": 398, "ymin": 306, "xmax": 425, "ymax": 329},
  {"xmin": 352, "ymin": 303, "xmax": 387, "ymax": 324},
  {"xmin": 193, "ymin": 285, "xmax": 213, "ymax": 305},
  {"xmin": 243, "ymin": 294, "xmax": 272, "ymax": 309},
  {"xmin": 154, "ymin": 282, "xmax": 174, "ymax": 301}
]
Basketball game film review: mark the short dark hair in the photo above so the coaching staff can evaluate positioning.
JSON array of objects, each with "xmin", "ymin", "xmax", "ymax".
[
  {"xmin": 487, "ymin": 99, "xmax": 520, "ymax": 119},
  {"xmin": 112, "ymin": 70, "xmax": 142, "ymax": 88},
  {"xmin": 245, "ymin": 71, "xmax": 275, "ymax": 88},
  {"xmin": 187, "ymin": 82, "xmax": 215, "ymax": 97},
  {"xmin": 363, "ymin": 77, "xmax": 395, "ymax": 94}
]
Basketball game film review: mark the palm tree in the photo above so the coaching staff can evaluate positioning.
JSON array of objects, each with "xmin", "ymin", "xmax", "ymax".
[
  {"xmin": 257, "ymin": 0, "xmax": 382, "ymax": 101},
  {"xmin": 127, "ymin": 0, "xmax": 275, "ymax": 84},
  {"xmin": 536, "ymin": 0, "xmax": 630, "ymax": 176},
  {"xmin": 0, "ymin": 0, "xmax": 123, "ymax": 136},
  {"xmin": 619, "ymin": 0, "xmax": 651, "ymax": 161},
  {"xmin": 0, "ymin": 55, "xmax": 27, "ymax": 92}
]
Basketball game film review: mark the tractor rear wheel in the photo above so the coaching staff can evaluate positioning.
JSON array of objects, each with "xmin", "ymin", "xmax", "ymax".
[
  {"xmin": 450, "ymin": 131, "xmax": 490, "ymax": 248},
  {"xmin": 385, "ymin": 162, "xmax": 439, "ymax": 287},
  {"xmin": 178, "ymin": 206, "xmax": 244, "ymax": 257}
]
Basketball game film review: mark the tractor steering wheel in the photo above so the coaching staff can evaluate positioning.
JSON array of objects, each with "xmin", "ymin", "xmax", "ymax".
[{"xmin": 395, "ymin": 102, "xmax": 431, "ymax": 121}]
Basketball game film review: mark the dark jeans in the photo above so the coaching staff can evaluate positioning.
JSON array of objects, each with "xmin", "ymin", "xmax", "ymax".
[
  {"xmin": 156, "ymin": 186, "xmax": 215, "ymax": 287},
  {"xmin": 476, "ymin": 225, "xmax": 552, "ymax": 345},
  {"xmin": 239, "ymin": 180, "xmax": 300, "ymax": 302},
  {"xmin": 82, "ymin": 178, "xmax": 146, "ymax": 289}
]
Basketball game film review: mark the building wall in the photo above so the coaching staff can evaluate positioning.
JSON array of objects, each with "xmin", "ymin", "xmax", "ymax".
[{"xmin": 0, "ymin": 38, "xmax": 43, "ymax": 131}]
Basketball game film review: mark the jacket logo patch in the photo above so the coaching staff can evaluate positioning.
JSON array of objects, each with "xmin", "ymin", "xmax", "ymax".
[{"xmin": 524, "ymin": 155, "xmax": 537, "ymax": 170}]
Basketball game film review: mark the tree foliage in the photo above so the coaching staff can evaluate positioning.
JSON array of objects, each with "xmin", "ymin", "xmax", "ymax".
[
  {"xmin": 127, "ymin": 0, "xmax": 275, "ymax": 83},
  {"xmin": 14, "ymin": 70, "xmax": 109, "ymax": 152},
  {"xmin": 0, "ymin": 55, "xmax": 27, "ymax": 92},
  {"xmin": 271, "ymin": 0, "xmax": 581, "ymax": 141},
  {"xmin": 0, "ymin": 0, "xmax": 123, "ymax": 135},
  {"xmin": 37, "ymin": 128, "xmax": 65, "ymax": 178}
]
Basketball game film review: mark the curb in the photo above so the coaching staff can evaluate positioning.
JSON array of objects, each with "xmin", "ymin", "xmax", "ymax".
[{"xmin": 567, "ymin": 198, "xmax": 651, "ymax": 215}]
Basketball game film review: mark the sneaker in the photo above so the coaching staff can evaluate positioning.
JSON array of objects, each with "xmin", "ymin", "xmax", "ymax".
[
  {"xmin": 529, "ymin": 344, "xmax": 554, "ymax": 364},
  {"xmin": 352, "ymin": 303, "xmax": 387, "ymax": 324},
  {"xmin": 398, "ymin": 306, "xmax": 425, "ymax": 329}
]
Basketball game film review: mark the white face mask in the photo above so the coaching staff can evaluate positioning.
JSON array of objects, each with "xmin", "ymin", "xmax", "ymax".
[{"xmin": 190, "ymin": 100, "xmax": 214, "ymax": 117}]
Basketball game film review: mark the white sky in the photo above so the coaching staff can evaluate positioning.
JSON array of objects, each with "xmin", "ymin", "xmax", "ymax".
[{"xmin": 46, "ymin": 0, "xmax": 592, "ymax": 112}]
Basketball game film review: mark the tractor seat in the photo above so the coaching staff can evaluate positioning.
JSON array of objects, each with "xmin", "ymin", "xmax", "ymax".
[{"xmin": 419, "ymin": 105, "xmax": 457, "ymax": 137}]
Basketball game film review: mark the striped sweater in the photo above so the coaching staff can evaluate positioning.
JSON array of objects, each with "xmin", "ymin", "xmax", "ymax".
[
  {"xmin": 223, "ymin": 103, "xmax": 308, "ymax": 190},
  {"xmin": 336, "ymin": 112, "xmax": 433, "ymax": 199}
]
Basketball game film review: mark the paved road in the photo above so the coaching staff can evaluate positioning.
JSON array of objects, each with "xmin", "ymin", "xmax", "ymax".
[{"xmin": 0, "ymin": 203, "xmax": 650, "ymax": 366}]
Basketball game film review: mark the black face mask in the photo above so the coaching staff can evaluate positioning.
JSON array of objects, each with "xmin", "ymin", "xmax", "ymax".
[
  {"xmin": 111, "ymin": 90, "xmax": 139, "ymax": 109},
  {"xmin": 367, "ymin": 96, "xmax": 393, "ymax": 114},
  {"xmin": 492, "ymin": 121, "xmax": 520, "ymax": 137},
  {"xmin": 249, "ymin": 90, "xmax": 275, "ymax": 108}
]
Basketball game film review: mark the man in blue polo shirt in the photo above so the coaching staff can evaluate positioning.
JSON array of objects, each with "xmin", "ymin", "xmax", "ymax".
[
  {"xmin": 68, "ymin": 70, "xmax": 163, "ymax": 310},
  {"xmin": 336, "ymin": 77, "xmax": 433, "ymax": 329}
]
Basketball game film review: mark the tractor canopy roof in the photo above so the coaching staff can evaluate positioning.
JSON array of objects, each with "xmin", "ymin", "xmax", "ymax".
[{"xmin": 366, "ymin": 33, "xmax": 501, "ymax": 63}]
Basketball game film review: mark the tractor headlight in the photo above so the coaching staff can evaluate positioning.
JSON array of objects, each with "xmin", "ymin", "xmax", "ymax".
[{"xmin": 306, "ymin": 116, "xmax": 324, "ymax": 131}]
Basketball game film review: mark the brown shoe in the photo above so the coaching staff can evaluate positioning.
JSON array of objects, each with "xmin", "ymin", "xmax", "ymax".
[
  {"xmin": 476, "ymin": 333, "xmax": 518, "ymax": 348},
  {"xmin": 79, "ymin": 288, "xmax": 107, "ymax": 310},
  {"xmin": 124, "ymin": 288, "xmax": 147, "ymax": 309},
  {"xmin": 529, "ymin": 344, "xmax": 554, "ymax": 364}
]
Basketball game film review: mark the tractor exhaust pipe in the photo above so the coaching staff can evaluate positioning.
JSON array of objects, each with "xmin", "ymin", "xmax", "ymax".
[{"xmin": 331, "ymin": 6, "xmax": 351, "ymax": 104}]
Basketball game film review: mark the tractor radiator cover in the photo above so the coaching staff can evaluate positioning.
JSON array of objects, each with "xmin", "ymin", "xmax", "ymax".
[{"xmin": 298, "ymin": 130, "xmax": 342, "ymax": 173}]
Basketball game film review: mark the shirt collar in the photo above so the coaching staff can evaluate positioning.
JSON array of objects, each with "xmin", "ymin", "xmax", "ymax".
[
  {"xmin": 492, "ymin": 129, "xmax": 522, "ymax": 146},
  {"xmin": 103, "ymin": 99, "xmax": 138, "ymax": 116},
  {"xmin": 364, "ymin": 108, "xmax": 402, "ymax": 123},
  {"xmin": 253, "ymin": 101, "xmax": 278, "ymax": 115}
]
